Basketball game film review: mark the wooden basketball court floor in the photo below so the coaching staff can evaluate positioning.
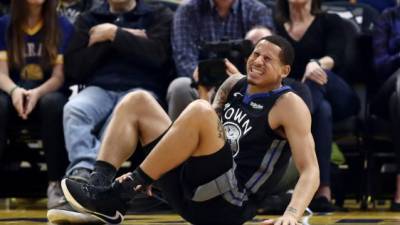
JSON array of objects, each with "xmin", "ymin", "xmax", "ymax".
[{"xmin": 0, "ymin": 199, "xmax": 399, "ymax": 225}]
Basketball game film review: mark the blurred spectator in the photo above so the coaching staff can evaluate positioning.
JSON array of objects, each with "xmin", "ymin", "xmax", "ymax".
[
  {"xmin": 57, "ymin": 0, "xmax": 104, "ymax": 24},
  {"xmin": 245, "ymin": 25, "xmax": 272, "ymax": 44},
  {"xmin": 359, "ymin": 0, "xmax": 396, "ymax": 12},
  {"xmin": 167, "ymin": 0, "xmax": 274, "ymax": 120},
  {"xmin": 274, "ymin": 0, "xmax": 360, "ymax": 212},
  {"xmin": 46, "ymin": 0, "xmax": 173, "ymax": 223},
  {"xmin": 0, "ymin": 0, "xmax": 9, "ymax": 16},
  {"xmin": 0, "ymin": 0, "xmax": 73, "ymax": 209},
  {"xmin": 371, "ymin": 5, "xmax": 400, "ymax": 211},
  {"xmin": 313, "ymin": 0, "xmax": 395, "ymax": 12},
  {"xmin": 373, "ymin": 5, "xmax": 400, "ymax": 81},
  {"xmin": 90, "ymin": 0, "xmax": 103, "ymax": 9}
]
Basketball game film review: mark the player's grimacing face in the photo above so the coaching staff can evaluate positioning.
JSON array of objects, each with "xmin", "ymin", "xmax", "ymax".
[{"xmin": 246, "ymin": 40, "xmax": 284, "ymax": 86}]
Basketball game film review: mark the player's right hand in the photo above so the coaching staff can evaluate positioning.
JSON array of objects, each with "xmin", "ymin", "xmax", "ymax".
[{"xmin": 261, "ymin": 215, "xmax": 301, "ymax": 225}]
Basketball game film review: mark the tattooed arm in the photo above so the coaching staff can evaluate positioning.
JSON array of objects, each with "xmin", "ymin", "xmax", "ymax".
[{"xmin": 212, "ymin": 74, "xmax": 244, "ymax": 116}]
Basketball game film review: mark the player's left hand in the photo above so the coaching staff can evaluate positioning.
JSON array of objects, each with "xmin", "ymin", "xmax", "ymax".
[
  {"xmin": 88, "ymin": 23, "xmax": 118, "ymax": 46},
  {"xmin": 261, "ymin": 215, "xmax": 301, "ymax": 225},
  {"xmin": 115, "ymin": 172, "xmax": 132, "ymax": 183},
  {"xmin": 115, "ymin": 172, "xmax": 153, "ymax": 196},
  {"xmin": 224, "ymin": 58, "xmax": 241, "ymax": 76}
]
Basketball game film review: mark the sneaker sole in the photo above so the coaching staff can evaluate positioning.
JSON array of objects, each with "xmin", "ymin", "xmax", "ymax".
[
  {"xmin": 61, "ymin": 179, "xmax": 124, "ymax": 225},
  {"xmin": 47, "ymin": 209, "xmax": 103, "ymax": 224}
]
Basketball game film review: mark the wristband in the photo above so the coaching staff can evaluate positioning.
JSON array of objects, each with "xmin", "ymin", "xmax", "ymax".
[{"xmin": 8, "ymin": 85, "xmax": 18, "ymax": 96}]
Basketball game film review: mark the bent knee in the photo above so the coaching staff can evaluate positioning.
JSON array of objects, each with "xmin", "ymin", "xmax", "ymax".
[
  {"xmin": 122, "ymin": 90, "xmax": 154, "ymax": 105},
  {"xmin": 117, "ymin": 90, "xmax": 155, "ymax": 112},
  {"xmin": 187, "ymin": 99, "xmax": 215, "ymax": 115}
]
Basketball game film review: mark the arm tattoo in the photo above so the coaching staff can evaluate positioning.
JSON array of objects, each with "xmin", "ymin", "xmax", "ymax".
[
  {"xmin": 212, "ymin": 74, "xmax": 244, "ymax": 116},
  {"xmin": 213, "ymin": 85, "xmax": 229, "ymax": 116},
  {"xmin": 217, "ymin": 118, "xmax": 226, "ymax": 140}
]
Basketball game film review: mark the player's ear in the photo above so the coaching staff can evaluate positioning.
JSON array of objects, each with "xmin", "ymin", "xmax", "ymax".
[{"xmin": 281, "ymin": 65, "xmax": 290, "ymax": 79}]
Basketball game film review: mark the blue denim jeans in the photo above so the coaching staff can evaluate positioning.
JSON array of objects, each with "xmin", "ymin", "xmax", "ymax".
[{"xmin": 63, "ymin": 86, "xmax": 145, "ymax": 175}]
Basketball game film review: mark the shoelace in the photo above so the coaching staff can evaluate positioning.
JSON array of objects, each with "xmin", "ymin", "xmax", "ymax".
[
  {"xmin": 82, "ymin": 183, "xmax": 103, "ymax": 200},
  {"xmin": 81, "ymin": 182, "xmax": 117, "ymax": 201}
]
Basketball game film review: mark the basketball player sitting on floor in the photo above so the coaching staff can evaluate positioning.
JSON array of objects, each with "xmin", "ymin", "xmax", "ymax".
[{"xmin": 61, "ymin": 35, "xmax": 320, "ymax": 225}]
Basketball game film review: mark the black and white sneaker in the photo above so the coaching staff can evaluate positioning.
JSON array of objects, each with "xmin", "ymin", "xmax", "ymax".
[
  {"xmin": 61, "ymin": 178, "xmax": 126, "ymax": 224},
  {"xmin": 47, "ymin": 199, "xmax": 103, "ymax": 224}
]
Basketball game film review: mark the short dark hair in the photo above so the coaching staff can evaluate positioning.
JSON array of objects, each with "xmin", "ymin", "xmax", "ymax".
[
  {"xmin": 255, "ymin": 35, "xmax": 295, "ymax": 66},
  {"xmin": 275, "ymin": 0, "xmax": 322, "ymax": 24}
]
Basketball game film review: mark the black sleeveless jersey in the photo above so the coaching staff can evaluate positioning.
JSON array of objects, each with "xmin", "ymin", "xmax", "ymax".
[{"xmin": 221, "ymin": 78, "xmax": 293, "ymax": 202}]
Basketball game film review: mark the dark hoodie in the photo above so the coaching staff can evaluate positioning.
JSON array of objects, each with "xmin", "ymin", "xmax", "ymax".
[{"xmin": 64, "ymin": 0, "xmax": 173, "ymax": 97}]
